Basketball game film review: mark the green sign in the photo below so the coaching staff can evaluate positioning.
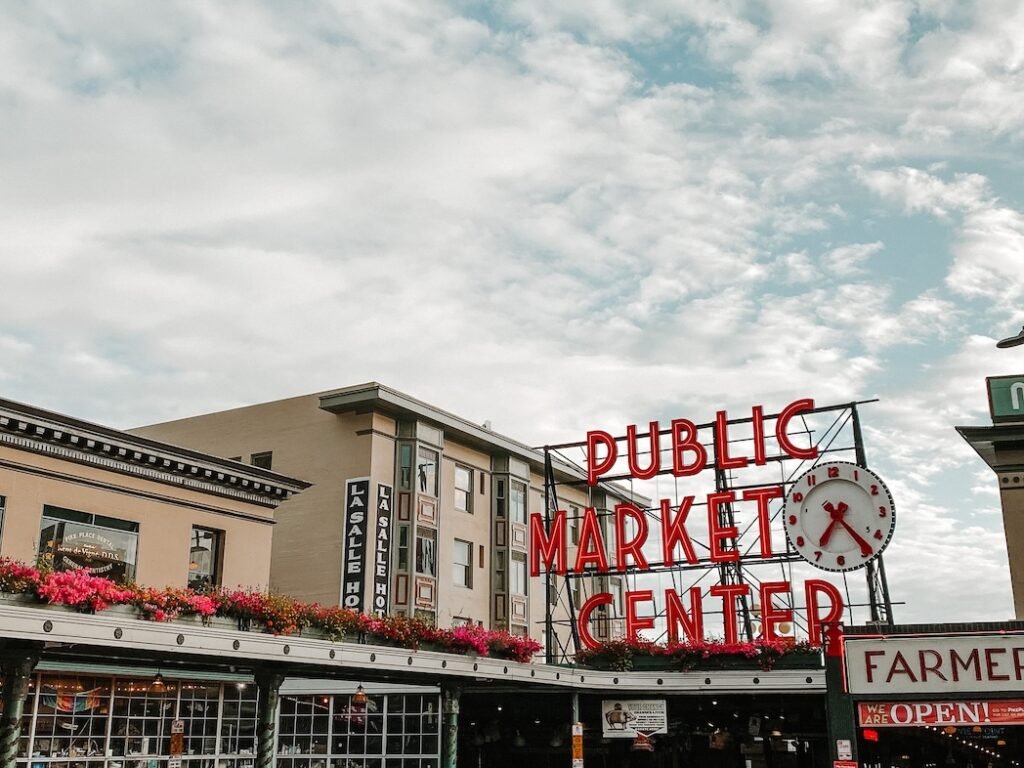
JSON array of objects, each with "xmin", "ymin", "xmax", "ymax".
[{"xmin": 987, "ymin": 374, "xmax": 1024, "ymax": 422}]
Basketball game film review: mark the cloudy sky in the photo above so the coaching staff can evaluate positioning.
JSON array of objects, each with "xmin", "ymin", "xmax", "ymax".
[{"xmin": 2, "ymin": 1, "xmax": 1023, "ymax": 626}]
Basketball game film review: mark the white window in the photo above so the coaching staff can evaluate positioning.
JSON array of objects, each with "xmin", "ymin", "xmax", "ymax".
[
  {"xmin": 453, "ymin": 539, "xmax": 473, "ymax": 588},
  {"xmin": 569, "ymin": 505, "xmax": 580, "ymax": 545},
  {"xmin": 511, "ymin": 552, "xmax": 527, "ymax": 596},
  {"xmin": 510, "ymin": 481, "xmax": 527, "ymax": 525},
  {"xmin": 455, "ymin": 466, "xmax": 473, "ymax": 513}
]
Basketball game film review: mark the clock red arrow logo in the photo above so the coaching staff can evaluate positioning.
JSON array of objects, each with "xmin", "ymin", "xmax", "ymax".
[{"xmin": 820, "ymin": 500, "xmax": 874, "ymax": 557}]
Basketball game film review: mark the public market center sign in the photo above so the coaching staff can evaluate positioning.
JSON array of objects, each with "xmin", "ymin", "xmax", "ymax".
[{"xmin": 529, "ymin": 398, "xmax": 883, "ymax": 649}]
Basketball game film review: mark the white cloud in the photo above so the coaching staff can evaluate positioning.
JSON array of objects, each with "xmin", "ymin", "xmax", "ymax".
[
  {"xmin": 0, "ymin": 0, "xmax": 1022, "ymax": 627},
  {"xmin": 822, "ymin": 242, "xmax": 883, "ymax": 276}
]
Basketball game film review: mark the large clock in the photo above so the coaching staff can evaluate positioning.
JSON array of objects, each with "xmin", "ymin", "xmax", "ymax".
[{"xmin": 783, "ymin": 461, "xmax": 895, "ymax": 572}]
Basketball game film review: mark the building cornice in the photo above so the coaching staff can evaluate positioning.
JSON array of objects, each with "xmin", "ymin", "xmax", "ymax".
[
  {"xmin": 0, "ymin": 397, "xmax": 310, "ymax": 508},
  {"xmin": 319, "ymin": 382, "xmax": 646, "ymax": 506}
]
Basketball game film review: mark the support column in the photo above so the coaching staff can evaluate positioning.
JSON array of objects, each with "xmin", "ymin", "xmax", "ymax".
[
  {"xmin": 822, "ymin": 623, "xmax": 858, "ymax": 765},
  {"xmin": 0, "ymin": 645, "xmax": 40, "ymax": 768},
  {"xmin": 441, "ymin": 684, "xmax": 461, "ymax": 768},
  {"xmin": 254, "ymin": 668, "xmax": 285, "ymax": 768}
]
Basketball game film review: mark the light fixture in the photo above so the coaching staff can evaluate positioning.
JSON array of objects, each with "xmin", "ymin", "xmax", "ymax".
[
  {"xmin": 997, "ymin": 326, "xmax": 1024, "ymax": 348},
  {"xmin": 352, "ymin": 685, "xmax": 367, "ymax": 706},
  {"xmin": 631, "ymin": 733, "xmax": 654, "ymax": 752},
  {"xmin": 150, "ymin": 671, "xmax": 166, "ymax": 693},
  {"xmin": 513, "ymin": 731, "xmax": 526, "ymax": 748}
]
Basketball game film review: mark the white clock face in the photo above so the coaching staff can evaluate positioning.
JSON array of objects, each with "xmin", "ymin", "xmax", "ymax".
[{"xmin": 783, "ymin": 461, "xmax": 895, "ymax": 572}]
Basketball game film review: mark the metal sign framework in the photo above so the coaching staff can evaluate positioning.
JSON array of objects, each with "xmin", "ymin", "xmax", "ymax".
[{"xmin": 539, "ymin": 400, "xmax": 895, "ymax": 665}]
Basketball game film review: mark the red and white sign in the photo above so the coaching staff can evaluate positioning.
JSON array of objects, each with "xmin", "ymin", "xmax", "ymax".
[
  {"xmin": 858, "ymin": 700, "xmax": 1024, "ymax": 727},
  {"xmin": 528, "ymin": 398, "xmax": 853, "ymax": 648},
  {"xmin": 845, "ymin": 634, "xmax": 1024, "ymax": 694}
]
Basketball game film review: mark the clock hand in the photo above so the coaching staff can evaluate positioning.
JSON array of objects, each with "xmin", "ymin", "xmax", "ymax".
[
  {"xmin": 818, "ymin": 501, "xmax": 849, "ymax": 546},
  {"xmin": 836, "ymin": 517, "xmax": 874, "ymax": 557}
]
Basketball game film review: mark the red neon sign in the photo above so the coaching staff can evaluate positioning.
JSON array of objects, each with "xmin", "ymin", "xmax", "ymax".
[{"xmin": 529, "ymin": 398, "xmax": 847, "ymax": 648}]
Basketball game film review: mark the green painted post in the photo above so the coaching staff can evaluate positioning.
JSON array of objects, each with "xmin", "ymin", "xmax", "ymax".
[
  {"xmin": 254, "ymin": 668, "xmax": 285, "ymax": 768},
  {"xmin": 823, "ymin": 623, "xmax": 857, "ymax": 765},
  {"xmin": 442, "ymin": 685, "xmax": 461, "ymax": 768},
  {"xmin": 0, "ymin": 647, "xmax": 40, "ymax": 768}
]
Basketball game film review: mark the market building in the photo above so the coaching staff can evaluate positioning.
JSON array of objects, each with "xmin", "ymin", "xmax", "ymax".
[
  {"xmin": 1, "ymin": 388, "xmax": 840, "ymax": 768},
  {"xmin": 825, "ymin": 622, "xmax": 1024, "ymax": 767},
  {"xmin": 958, "ymin": 374, "xmax": 1024, "ymax": 619},
  {"xmin": 0, "ymin": 396, "xmax": 308, "ymax": 591}
]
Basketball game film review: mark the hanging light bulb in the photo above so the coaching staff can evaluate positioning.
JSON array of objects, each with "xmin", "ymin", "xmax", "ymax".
[
  {"xmin": 150, "ymin": 672, "xmax": 166, "ymax": 693},
  {"xmin": 352, "ymin": 685, "xmax": 367, "ymax": 706},
  {"xmin": 513, "ymin": 731, "xmax": 526, "ymax": 748}
]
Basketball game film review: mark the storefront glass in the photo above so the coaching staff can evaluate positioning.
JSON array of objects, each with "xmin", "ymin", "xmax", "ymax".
[
  {"xmin": 14, "ymin": 675, "xmax": 440, "ymax": 768},
  {"xmin": 37, "ymin": 507, "xmax": 139, "ymax": 583}
]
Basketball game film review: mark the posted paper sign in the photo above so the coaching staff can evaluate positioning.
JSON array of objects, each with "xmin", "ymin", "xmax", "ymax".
[{"xmin": 602, "ymin": 699, "xmax": 668, "ymax": 738}]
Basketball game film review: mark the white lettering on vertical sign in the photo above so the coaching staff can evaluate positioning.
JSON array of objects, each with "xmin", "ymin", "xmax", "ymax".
[
  {"xmin": 342, "ymin": 478, "xmax": 370, "ymax": 611},
  {"xmin": 373, "ymin": 483, "xmax": 393, "ymax": 616}
]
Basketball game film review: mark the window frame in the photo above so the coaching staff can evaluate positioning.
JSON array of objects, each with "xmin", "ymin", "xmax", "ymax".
[
  {"xmin": 452, "ymin": 539, "xmax": 473, "ymax": 588},
  {"xmin": 250, "ymin": 451, "xmax": 273, "ymax": 470},
  {"xmin": 510, "ymin": 552, "xmax": 528, "ymax": 596},
  {"xmin": 38, "ymin": 505, "xmax": 140, "ymax": 583},
  {"xmin": 188, "ymin": 526, "xmax": 224, "ymax": 590},
  {"xmin": 510, "ymin": 481, "xmax": 527, "ymax": 525},
  {"xmin": 454, "ymin": 465, "xmax": 473, "ymax": 513}
]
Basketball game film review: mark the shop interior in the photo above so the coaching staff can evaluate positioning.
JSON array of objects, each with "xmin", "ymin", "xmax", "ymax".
[{"xmin": 458, "ymin": 690, "xmax": 827, "ymax": 768}]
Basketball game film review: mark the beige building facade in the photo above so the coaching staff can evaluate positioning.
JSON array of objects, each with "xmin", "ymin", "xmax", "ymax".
[
  {"xmin": 132, "ymin": 383, "xmax": 639, "ymax": 648},
  {"xmin": 0, "ymin": 396, "xmax": 307, "ymax": 591}
]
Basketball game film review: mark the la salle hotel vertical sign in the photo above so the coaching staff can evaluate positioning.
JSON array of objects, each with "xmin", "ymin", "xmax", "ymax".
[
  {"xmin": 343, "ymin": 478, "xmax": 370, "ymax": 611},
  {"xmin": 373, "ymin": 483, "xmax": 393, "ymax": 616}
]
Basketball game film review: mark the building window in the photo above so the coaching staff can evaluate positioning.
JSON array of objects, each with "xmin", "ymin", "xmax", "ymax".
[
  {"xmin": 188, "ymin": 527, "xmax": 222, "ymax": 590},
  {"xmin": 453, "ymin": 540, "xmax": 473, "ymax": 588},
  {"xmin": 511, "ymin": 552, "xmax": 527, "ymax": 596},
  {"xmin": 569, "ymin": 505, "xmax": 580, "ymax": 545},
  {"xmin": 494, "ymin": 550, "xmax": 506, "ymax": 592},
  {"xmin": 415, "ymin": 527, "xmax": 436, "ymax": 576},
  {"xmin": 495, "ymin": 479, "xmax": 506, "ymax": 518},
  {"xmin": 399, "ymin": 444, "xmax": 413, "ymax": 490},
  {"xmin": 38, "ymin": 505, "xmax": 139, "ymax": 583},
  {"xmin": 417, "ymin": 447, "xmax": 438, "ymax": 496},
  {"xmin": 452, "ymin": 616, "xmax": 472, "ymax": 627},
  {"xmin": 454, "ymin": 466, "xmax": 473, "ymax": 513},
  {"xmin": 510, "ymin": 481, "xmax": 527, "ymax": 525},
  {"xmin": 250, "ymin": 451, "xmax": 273, "ymax": 470},
  {"xmin": 397, "ymin": 525, "xmax": 411, "ymax": 570}
]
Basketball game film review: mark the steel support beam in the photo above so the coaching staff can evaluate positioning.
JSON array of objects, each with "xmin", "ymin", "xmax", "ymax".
[
  {"xmin": 442, "ymin": 684, "xmax": 461, "ymax": 768},
  {"xmin": 0, "ymin": 644, "xmax": 40, "ymax": 768},
  {"xmin": 255, "ymin": 667, "xmax": 285, "ymax": 768}
]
